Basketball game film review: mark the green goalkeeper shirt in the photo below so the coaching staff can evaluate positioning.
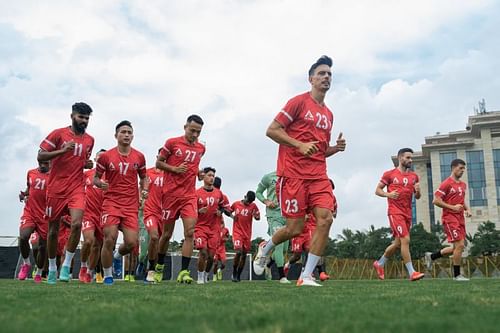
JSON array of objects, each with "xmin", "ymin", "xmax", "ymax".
[{"xmin": 256, "ymin": 171, "xmax": 282, "ymax": 218}]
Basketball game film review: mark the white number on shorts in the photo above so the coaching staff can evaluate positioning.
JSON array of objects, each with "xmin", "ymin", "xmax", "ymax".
[
  {"xmin": 452, "ymin": 229, "xmax": 459, "ymax": 239},
  {"xmin": 162, "ymin": 210, "xmax": 171, "ymax": 221},
  {"xmin": 45, "ymin": 206, "xmax": 53, "ymax": 218},
  {"xmin": 34, "ymin": 178, "xmax": 46, "ymax": 190},
  {"xmin": 82, "ymin": 221, "xmax": 90, "ymax": 229},
  {"xmin": 101, "ymin": 214, "xmax": 109, "ymax": 225},
  {"xmin": 285, "ymin": 199, "xmax": 299, "ymax": 214},
  {"xmin": 146, "ymin": 219, "xmax": 153, "ymax": 228},
  {"xmin": 118, "ymin": 162, "xmax": 129, "ymax": 175},
  {"xmin": 397, "ymin": 225, "xmax": 403, "ymax": 235},
  {"xmin": 184, "ymin": 150, "xmax": 197, "ymax": 162}
]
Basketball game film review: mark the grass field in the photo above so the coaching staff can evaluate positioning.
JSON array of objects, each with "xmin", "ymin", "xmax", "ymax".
[{"xmin": 1, "ymin": 278, "xmax": 499, "ymax": 333}]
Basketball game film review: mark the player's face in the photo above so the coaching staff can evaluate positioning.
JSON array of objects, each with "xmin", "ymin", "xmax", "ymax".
[
  {"xmin": 115, "ymin": 126, "xmax": 134, "ymax": 146},
  {"xmin": 38, "ymin": 161, "xmax": 50, "ymax": 173},
  {"xmin": 309, "ymin": 64, "xmax": 332, "ymax": 92},
  {"xmin": 184, "ymin": 121, "xmax": 203, "ymax": 143},
  {"xmin": 204, "ymin": 171, "xmax": 215, "ymax": 186},
  {"xmin": 453, "ymin": 164, "xmax": 466, "ymax": 178},
  {"xmin": 399, "ymin": 152, "xmax": 413, "ymax": 169},
  {"xmin": 71, "ymin": 112, "xmax": 90, "ymax": 134}
]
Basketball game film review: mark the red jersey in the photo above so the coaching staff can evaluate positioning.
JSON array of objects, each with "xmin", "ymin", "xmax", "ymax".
[
  {"xmin": 219, "ymin": 227, "xmax": 229, "ymax": 246},
  {"xmin": 435, "ymin": 177, "xmax": 467, "ymax": 223},
  {"xmin": 231, "ymin": 201, "xmax": 260, "ymax": 239},
  {"xmin": 274, "ymin": 92, "xmax": 333, "ymax": 180},
  {"xmin": 84, "ymin": 169, "xmax": 103, "ymax": 216},
  {"xmin": 159, "ymin": 136, "xmax": 205, "ymax": 197},
  {"xmin": 96, "ymin": 147, "xmax": 147, "ymax": 212},
  {"xmin": 39, "ymin": 127, "xmax": 94, "ymax": 197},
  {"xmin": 380, "ymin": 168, "xmax": 419, "ymax": 218},
  {"xmin": 144, "ymin": 168, "xmax": 164, "ymax": 214},
  {"xmin": 24, "ymin": 168, "xmax": 49, "ymax": 219},
  {"xmin": 196, "ymin": 187, "xmax": 227, "ymax": 228}
]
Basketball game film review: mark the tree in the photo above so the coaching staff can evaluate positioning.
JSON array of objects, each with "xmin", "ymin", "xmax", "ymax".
[
  {"xmin": 409, "ymin": 223, "xmax": 441, "ymax": 258},
  {"xmin": 469, "ymin": 221, "xmax": 500, "ymax": 256},
  {"xmin": 358, "ymin": 225, "xmax": 392, "ymax": 259}
]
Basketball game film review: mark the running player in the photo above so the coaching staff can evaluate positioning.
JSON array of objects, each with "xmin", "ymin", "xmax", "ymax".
[
  {"xmin": 213, "ymin": 220, "xmax": 230, "ymax": 281},
  {"xmin": 231, "ymin": 191, "xmax": 260, "ymax": 282},
  {"xmin": 373, "ymin": 148, "xmax": 424, "ymax": 281},
  {"xmin": 194, "ymin": 167, "xmax": 228, "ymax": 284},
  {"xmin": 143, "ymin": 150, "xmax": 165, "ymax": 284},
  {"xmin": 425, "ymin": 159, "xmax": 472, "ymax": 281},
  {"xmin": 253, "ymin": 56, "xmax": 346, "ymax": 287},
  {"xmin": 17, "ymin": 161, "xmax": 50, "ymax": 283},
  {"xmin": 37, "ymin": 102, "xmax": 94, "ymax": 284},
  {"xmin": 79, "ymin": 149, "xmax": 106, "ymax": 283},
  {"xmin": 156, "ymin": 115, "xmax": 205, "ymax": 284},
  {"xmin": 94, "ymin": 120, "xmax": 148, "ymax": 285},
  {"xmin": 256, "ymin": 171, "xmax": 289, "ymax": 283}
]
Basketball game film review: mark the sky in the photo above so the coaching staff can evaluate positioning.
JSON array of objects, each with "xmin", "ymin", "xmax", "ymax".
[{"xmin": 1, "ymin": 0, "xmax": 500, "ymax": 242}]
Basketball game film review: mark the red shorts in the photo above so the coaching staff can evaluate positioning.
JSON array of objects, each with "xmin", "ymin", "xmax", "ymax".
[
  {"xmin": 57, "ymin": 223, "xmax": 71, "ymax": 257},
  {"xmin": 82, "ymin": 214, "xmax": 103, "ymax": 242},
  {"xmin": 46, "ymin": 191, "xmax": 85, "ymax": 222},
  {"xmin": 29, "ymin": 232, "xmax": 40, "ymax": 246},
  {"xmin": 443, "ymin": 215, "xmax": 466, "ymax": 242},
  {"xmin": 277, "ymin": 177, "xmax": 334, "ymax": 218},
  {"xmin": 389, "ymin": 214, "xmax": 411, "ymax": 238},
  {"xmin": 144, "ymin": 213, "xmax": 163, "ymax": 236},
  {"xmin": 161, "ymin": 195, "xmax": 197, "ymax": 222},
  {"xmin": 214, "ymin": 244, "xmax": 227, "ymax": 262},
  {"xmin": 20, "ymin": 214, "xmax": 48, "ymax": 240},
  {"xmin": 233, "ymin": 234, "xmax": 251, "ymax": 253},
  {"xmin": 101, "ymin": 207, "xmax": 139, "ymax": 231},
  {"xmin": 194, "ymin": 227, "xmax": 218, "ymax": 252}
]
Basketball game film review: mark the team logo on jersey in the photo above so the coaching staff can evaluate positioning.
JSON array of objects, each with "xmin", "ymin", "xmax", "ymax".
[
  {"xmin": 450, "ymin": 188, "xmax": 456, "ymax": 194},
  {"xmin": 393, "ymin": 178, "xmax": 400, "ymax": 184},
  {"xmin": 305, "ymin": 110, "xmax": 314, "ymax": 121},
  {"xmin": 175, "ymin": 148, "xmax": 182, "ymax": 156},
  {"xmin": 109, "ymin": 162, "xmax": 115, "ymax": 170},
  {"xmin": 133, "ymin": 163, "xmax": 139, "ymax": 170}
]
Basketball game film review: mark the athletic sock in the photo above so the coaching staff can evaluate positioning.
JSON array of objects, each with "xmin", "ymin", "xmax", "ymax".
[
  {"xmin": 262, "ymin": 240, "xmax": 275, "ymax": 256},
  {"xmin": 237, "ymin": 266, "xmax": 244, "ymax": 278},
  {"xmin": 149, "ymin": 260, "xmax": 156, "ymax": 270},
  {"xmin": 267, "ymin": 258, "xmax": 275, "ymax": 268},
  {"xmin": 96, "ymin": 265, "xmax": 102, "ymax": 273},
  {"xmin": 181, "ymin": 256, "xmax": 190, "ymax": 271},
  {"xmin": 278, "ymin": 266, "xmax": 285, "ymax": 279},
  {"xmin": 301, "ymin": 253, "xmax": 321, "ymax": 279},
  {"xmin": 23, "ymin": 257, "xmax": 30, "ymax": 265},
  {"xmin": 232, "ymin": 265, "xmax": 237, "ymax": 276},
  {"xmin": 80, "ymin": 261, "xmax": 88, "ymax": 269},
  {"xmin": 198, "ymin": 271, "xmax": 204, "ymax": 281},
  {"xmin": 316, "ymin": 264, "xmax": 325, "ymax": 274},
  {"xmin": 405, "ymin": 262, "xmax": 415, "ymax": 276},
  {"xmin": 431, "ymin": 251, "xmax": 443, "ymax": 261},
  {"xmin": 48, "ymin": 258, "xmax": 57, "ymax": 272},
  {"xmin": 157, "ymin": 253, "xmax": 166, "ymax": 265},
  {"xmin": 103, "ymin": 267, "xmax": 112, "ymax": 278},
  {"xmin": 63, "ymin": 250, "xmax": 75, "ymax": 267},
  {"xmin": 377, "ymin": 255, "xmax": 388, "ymax": 267},
  {"xmin": 453, "ymin": 265, "xmax": 461, "ymax": 277}
]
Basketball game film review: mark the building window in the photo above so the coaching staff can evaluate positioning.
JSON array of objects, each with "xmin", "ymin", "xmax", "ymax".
[
  {"xmin": 440, "ymin": 152, "xmax": 457, "ymax": 181},
  {"xmin": 466, "ymin": 150, "xmax": 487, "ymax": 206},
  {"xmin": 493, "ymin": 149, "xmax": 500, "ymax": 204},
  {"xmin": 426, "ymin": 163, "xmax": 435, "ymax": 226},
  {"xmin": 411, "ymin": 196, "xmax": 417, "ymax": 226}
]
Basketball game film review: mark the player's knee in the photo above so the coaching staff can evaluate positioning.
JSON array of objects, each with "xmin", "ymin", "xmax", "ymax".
[
  {"xmin": 83, "ymin": 238, "xmax": 93, "ymax": 248},
  {"xmin": 184, "ymin": 228, "xmax": 194, "ymax": 239},
  {"xmin": 71, "ymin": 220, "xmax": 82, "ymax": 231},
  {"xmin": 149, "ymin": 233, "xmax": 159, "ymax": 243}
]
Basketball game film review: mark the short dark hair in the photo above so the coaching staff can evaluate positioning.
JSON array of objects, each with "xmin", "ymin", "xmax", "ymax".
[
  {"xmin": 308, "ymin": 55, "xmax": 333, "ymax": 76},
  {"xmin": 98, "ymin": 149, "xmax": 106, "ymax": 153},
  {"xmin": 72, "ymin": 102, "xmax": 93, "ymax": 115},
  {"xmin": 203, "ymin": 166, "xmax": 216, "ymax": 174},
  {"xmin": 397, "ymin": 148, "xmax": 414, "ymax": 157},
  {"xmin": 246, "ymin": 190, "xmax": 256, "ymax": 203},
  {"xmin": 187, "ymin": 114, "xmax": 204, "ymax": 126},
  {"xmin": 214, "ymin": 176, "xmax": 222, "ymax": 189},
  {"xmin": 115, "ymin": 120, "xmax": 132, "ymax": 133},
  {"xmin": 451, "ymin": 159, "xmax": 466, "ymax": 168}
]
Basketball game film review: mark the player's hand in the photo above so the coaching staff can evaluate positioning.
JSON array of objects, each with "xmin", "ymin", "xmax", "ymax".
[
  {"xmin": 298, "ymin": 141, "xmax": 319, "ymax": 157},
  {"xmin": 85, "ymin": 159, "xmax": 94, "ymax": 169},
  {"xmin": 264, "ymin": 200, "xmax": 277, "ymax": 209},
  {"xmin": 386, "ymin": 190, "xmax": 399, "ymax": 199},
  {"xmin": 174, "ymin": 162, "xmax": 188, "ymax": 174},
  {"xmin": 451, "ymin": 204, "xmax": 464, "ymax": 212},
  {"xmin": 216, "ymin": 209, "xmax": 222, "ymax": 217},
  {"xmin": 465, "ymin": 209, "xmax": 472, "ymax": 218},
  {"xmin": 199, "ymin": 207, "xmax": 208, "ymax": 214},
  {"xmin": 414, "ymin": 183, "xmax": 421, "ymax": 194},
  {"xmin": 335, "ymin": 132, "xmax": 346, "ymax": 152},
  {"xmin": 61, "ymin": 140, "xmax": 75, "ymax": 153},
  {"xmin": 141, "ymin": 189, "xmax": 149, "ymax": 200},
  {"xmin": 19, "ymin": 191, "xmax": 27, "ymax": 202},
  {"xmin": 99, "ymin": 180, "xmax": 109, "ymax": 191}
]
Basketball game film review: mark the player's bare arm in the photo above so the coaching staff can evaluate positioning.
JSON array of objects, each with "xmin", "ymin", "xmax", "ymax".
[
  {"xmin": 463, "ymin": 201, "xmax": 472, "ymax": 217},
  {"xmin": 375, "ymin": 182, "xmax": 399, "ymax": 199},
  {"xmin": 155, "ymin": 155, "xmax": 188, "ymax": 174},
  {"xmin": 93, "ymin": 171, "xmax": 109, "ymax": 191},
  {"xmin": 37, "ymin": 141, "xmax": 75, "ymax": 162},
  {"xmin": 84, "ymin": 159, "xmax": 94, "ymax": 169},
  {"xmin": 414, "ymin": 182, "xmax": 421, "ymax": 200},
  {"xmin": 139, "ymin": 174, "xmax": 149, "ymax": 200},
  {"xmin": 432, "ymin": 196, "xmax": 463, "ymax": 212},
  {"xmin": 266, "ymin": 120, "xmax": 319, "ymax": 157},
  {"xmin": 325, "ymin": 132, "xmax": 346, "ymax": 157}
]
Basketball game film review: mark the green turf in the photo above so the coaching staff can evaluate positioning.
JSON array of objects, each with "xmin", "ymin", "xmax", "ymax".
[{"xmin": 1, "ymin": 278, "xmax": 499, "ymax": 333}]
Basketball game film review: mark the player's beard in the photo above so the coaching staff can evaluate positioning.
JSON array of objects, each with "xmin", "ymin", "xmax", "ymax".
[
  {"xmin": 73, "ymin": 119, "xmax": 87, "ymax": 134},
  {"xmin": 39, "ymin": 166, "xmax": 49, "ymax": 173}
]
